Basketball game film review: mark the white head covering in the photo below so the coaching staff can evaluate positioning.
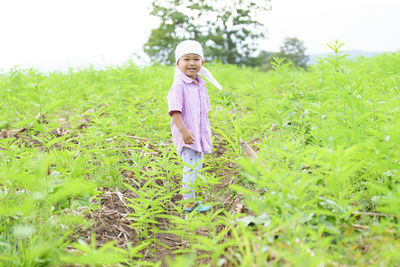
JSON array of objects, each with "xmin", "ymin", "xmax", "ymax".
[{"xmin": 174, "ymin": 40, "xmax": 222, "ymax": 91}]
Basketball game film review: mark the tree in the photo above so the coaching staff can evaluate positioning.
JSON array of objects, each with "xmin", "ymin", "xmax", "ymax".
[
  {"xmin": 277, "ymin": 37, "xmax": 309, "ymax": 68},
  {"xmin": 144, "ymin": 0, "xmax": 271, "ymax": 65}
]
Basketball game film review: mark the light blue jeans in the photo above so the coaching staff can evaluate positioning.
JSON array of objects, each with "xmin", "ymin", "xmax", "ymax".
[{"xmin": 181, "ymin": 147, "xmax": 203, "ymax": 200}]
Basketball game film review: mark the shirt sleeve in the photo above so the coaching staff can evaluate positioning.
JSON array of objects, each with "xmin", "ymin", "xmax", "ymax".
[{"xmin": 167, "ymin": 83, "xmax": 183, "ymax": 116}]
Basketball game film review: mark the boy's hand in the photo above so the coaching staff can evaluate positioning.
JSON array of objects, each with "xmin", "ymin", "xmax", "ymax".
[
  {"xmin": 170, "ymin": 111, "xmax": 195, "ymax": 144},
  {"xmin": 181, "ymin": 129, "xmax": 195, "ymax": 144}
]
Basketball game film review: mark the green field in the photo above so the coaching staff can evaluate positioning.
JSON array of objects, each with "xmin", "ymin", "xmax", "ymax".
[{"xmin": 1, "ymin": 47, "xmax": 400, "ymax": 266}]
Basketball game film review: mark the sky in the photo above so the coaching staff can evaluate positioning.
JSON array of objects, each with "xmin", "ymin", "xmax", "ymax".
[{"xmin": 0, "ymin": 0, "xmax": 399, "ymax": 72}]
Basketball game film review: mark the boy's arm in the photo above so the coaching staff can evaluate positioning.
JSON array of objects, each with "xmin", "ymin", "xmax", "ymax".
[{"xmin": 170, "ymin": 111, "xmax": 195, "ymax": 144}]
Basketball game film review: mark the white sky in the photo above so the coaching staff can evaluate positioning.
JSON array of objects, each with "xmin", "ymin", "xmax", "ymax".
[{"xmin": 0, "ymin": 0, "xmax": 399, "ymax": 72}]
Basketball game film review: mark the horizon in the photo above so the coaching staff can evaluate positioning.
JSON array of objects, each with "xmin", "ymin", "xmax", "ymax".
[{"xmin": 0, "ymin": 49, "xmax": 395, "ymax": 75}]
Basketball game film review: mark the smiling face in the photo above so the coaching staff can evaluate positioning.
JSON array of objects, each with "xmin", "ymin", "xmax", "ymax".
[{"xmin": 176, "ymin": 53, "xmax": 204, "ymax": 80}]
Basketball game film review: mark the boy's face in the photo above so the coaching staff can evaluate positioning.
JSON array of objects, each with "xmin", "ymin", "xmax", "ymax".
[{"xmin": 177, "ymin": 54, "xmax": 204, "ymax": 79}]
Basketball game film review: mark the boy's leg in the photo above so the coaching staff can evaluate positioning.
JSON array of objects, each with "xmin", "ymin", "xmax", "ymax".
[{"xmin": 181, "ymin": 147, "xmax": 203, "ymax": 201}]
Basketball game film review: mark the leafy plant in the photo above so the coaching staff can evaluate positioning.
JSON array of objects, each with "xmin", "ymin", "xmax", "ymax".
[{"xmin": 0, "ymin": 48, "xmax": 399, "ymax": 266}]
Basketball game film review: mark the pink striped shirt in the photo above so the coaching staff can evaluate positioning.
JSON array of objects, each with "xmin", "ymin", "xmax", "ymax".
[{"xmin": 168, "ymin": 71, "xmax": 212, "ymax": 155}]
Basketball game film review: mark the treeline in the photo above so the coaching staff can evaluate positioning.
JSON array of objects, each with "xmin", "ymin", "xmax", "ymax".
[{"xmin": 143, "ymin": 0, "xmax": 309, "ymax": 70}]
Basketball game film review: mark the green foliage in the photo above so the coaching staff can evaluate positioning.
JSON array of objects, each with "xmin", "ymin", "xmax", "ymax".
[
  {"xmin": 60, "ymin": 234, "xmax": 129, "ymax": 265},
  {"xmin": 0, "ymin": 49, "xmax": 400, "ymax": 266},
  {"xmin": 144, "ymin": 0, "xmax": 271, "ymax": 65}
]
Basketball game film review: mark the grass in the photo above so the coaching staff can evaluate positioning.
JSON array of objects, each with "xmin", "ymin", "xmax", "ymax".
[{"xmin": 0, "ymin": 45, "xmax": 400, "ymax": 266}]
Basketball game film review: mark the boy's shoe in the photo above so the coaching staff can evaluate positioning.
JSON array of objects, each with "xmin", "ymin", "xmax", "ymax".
[
  {"xmin": 183, "ymin": 203, "xmax": 198, "ymax": 213},
  {"xmin": 195, "ymin": 200, "xmax": 211, "ymax": 213},
  {"xmin": 195, "ymin": 204, "xmax": 211, "ymax": 213},
  {"xmin": 182, "ymin": 201, "xmax": 211, "ymax": 214}
]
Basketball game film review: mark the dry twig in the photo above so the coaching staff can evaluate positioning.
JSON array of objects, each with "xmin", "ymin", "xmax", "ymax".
[
  {"xmin": 240, "ymin": 139, "xmax": 258, "ymax": 160},
  {"xmin": 351, "ymin": 211, "xmax": 392, "ymax": 218}
]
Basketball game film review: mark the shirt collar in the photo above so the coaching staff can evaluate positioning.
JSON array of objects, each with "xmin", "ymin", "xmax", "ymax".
[{"xmin": 177, "ymin": 69, "xmax": 205, "ymax": 85}]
